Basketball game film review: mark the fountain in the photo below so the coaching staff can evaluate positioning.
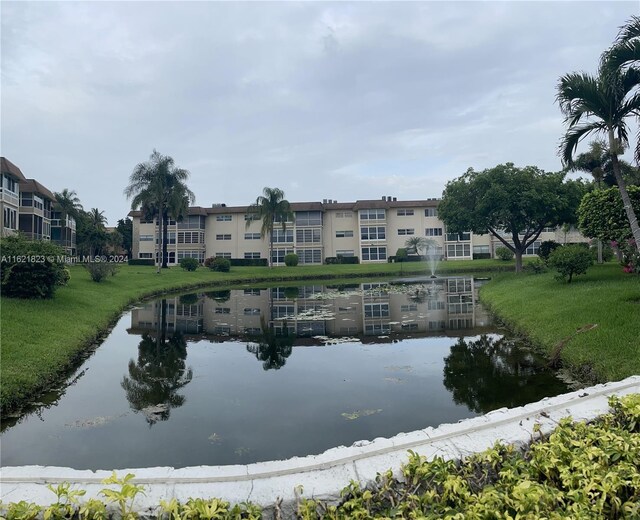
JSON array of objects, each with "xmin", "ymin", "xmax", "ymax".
[{"xmin": 424, "ymin": 239, "xmax": 441, "ymax": 278}]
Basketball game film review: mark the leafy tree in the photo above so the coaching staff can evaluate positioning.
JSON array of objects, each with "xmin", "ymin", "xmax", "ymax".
[
  {"xmin": 245, "ymin": 187, "xmax": 294, "ymax": 268},
  {"xmin": 124, "ymin": 150, "xmax": 195, "ymax": 272},
  {"xmin": 577, "ymin": 186, "xmax": 640, "ymax": 243},
  {"xmin": 54, "ymin": 189, "xmax": 83, "ymax": 219},
  {"xmin": 568, "ymin": 139, "xmax": 640, "ymax": 187},
  {"xmin": 75, "ymin": 210, "xmax": 109, "ymax": 257},
  {"xmin": 115, "ymin": 218, "xmax": 133, "ymax": 257},
  {"xmin": 557, "ymin": 35, "xmax": 640, "ymax": 255},
  {"xmin": 439, "ymin": 163, "xmax": 584, "ymax": 272},
  {"xmin": 548, "ymin": 244, "xmax": 593, "ymax": 283}
]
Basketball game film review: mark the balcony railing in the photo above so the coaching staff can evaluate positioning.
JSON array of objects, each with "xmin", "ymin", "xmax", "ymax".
[{"xmin": 0, "ymin": 189, "xmax": 19, "ymax": 206}]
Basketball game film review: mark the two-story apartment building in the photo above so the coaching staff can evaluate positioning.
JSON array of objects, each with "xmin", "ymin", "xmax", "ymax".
[
  {"xmin": 1, "ymin": 158, "xmax": 26, "ymax": 237},
  {"xmin": 130, "ymin": 196, "xmax": 589, "ymax": 265}
]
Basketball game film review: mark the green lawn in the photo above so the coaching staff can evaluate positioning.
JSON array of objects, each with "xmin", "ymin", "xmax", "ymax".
[
  {"xmin": 480, "ymin": 263, "xmax": 640, "ymax": 382},
  {"xmin": 0, "ymin": 259, "xmax": 505, "ymax": 414}
]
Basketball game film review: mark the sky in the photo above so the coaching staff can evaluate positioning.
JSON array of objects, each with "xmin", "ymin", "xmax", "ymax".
[{"xmin": 1, "ymin": 1, "xmax": 638, "ymax": 225}]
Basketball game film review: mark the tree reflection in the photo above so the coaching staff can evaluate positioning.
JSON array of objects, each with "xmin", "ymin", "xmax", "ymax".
[
  {"xmin": 442, "ymin": 335, "xmax": 564, "ymax": 414},
  {"xmin": 121, "ymin": 299, "xmax": 193, "ymax": 425},
  {"xmin": 246, "ymin": 319, "xmax": 295, "ymax": 370}
]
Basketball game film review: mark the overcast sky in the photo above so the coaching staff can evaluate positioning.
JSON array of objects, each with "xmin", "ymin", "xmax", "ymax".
[{"xmin": 1, "ymin": 1, "xmax": 637, "ymax": 225}]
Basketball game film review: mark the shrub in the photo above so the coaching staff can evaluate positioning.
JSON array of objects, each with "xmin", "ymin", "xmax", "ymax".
[
  {"xmin": 537, "ymin": 240, "xmax": 561, "ymax": 262},
  {"xmin": 229, "ymin": 258, "xmax": 268, "ymax": 267},
  {"xmin": 203, "ymin": 257, "xmax": 215, "ymax": 269},
  {"xmin": 548, "ymin": 244, "xmax": 593, "ymax": 283},
  {"xmin": 325, "ymin": 256, "xmax": 359, "ymax": 265},
  {"xmin": 85, "ymin": 262, "xmax": 118, "ymax": 282},
  {"xmin": 523, "ymin": 258, "xmax": 547, "ymax": 275},
  {"xmin": 211, "ymin": 257, "xmax": 231, "ymax": 272},
  {"xmin": 0, "ymin": 234, "xmax": 68, "ymax": 298},
  {"xmin": 284, "ymin": 253, "xmax": 298, "ymax": 266},
  {"xmin": 179, "ymin": 257, "xmax": 199, "ymax": 271},
  {"xmin": 495, "ymin": 246, "xmax": 514, "ymax": 261},
  {"xmin": 127, "ymin": 258, "xmax": 154, "ymax": 266},
  {"xmin": 394, "ymin": 248, "xmax": 408, "ymax": 262},
  {"xmin": 179, "ymin": 293, "xmax": 199, "ymax": 305},
  {"xmin": 205, "ymin": 289, "xmax": 231, "ymax": 302}
]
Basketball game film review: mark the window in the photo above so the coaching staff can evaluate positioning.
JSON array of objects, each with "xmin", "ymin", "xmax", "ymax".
[
  {"xmin": 365, "ymin": 323, "xmax": 390, "ymax": 335},
  {"xmin": 244, "ymin": 252, "xmax": 261, "ymax": 259},
  {"xmin": 446, "ymin": 232, "xmax": 471, "ymax": 241},
  {"xmin": 447, "ymin": 278, "xmax": 472, "ymax": 293},
  {"xmin": 244, "ymin": 308, "xmax": 261, "ymax": 315},
  {"xmin": 180, "ymin": 231, "xmax": 205, "ymax": 243},
  {"xmin": 428, "ymin": 320, "xmax": 446, "ymax": 330},
  {"xmin": 401, "ymin": 304, "xmax": 418, "ymax": 312},
  {"xmin": 140, "ymin": 234, "xmax": 153, "ymax": 241},
  {"xmin": 428, "ymin": 300, "xmax": 445, "ymax": 310},
  {"xmin": 244, "ymin": 327, "xmax": 262, "ymax": 335},
  {"xmin": 542, "ymin": 227, "xmax": 556, "ymax": 233},
  {"xmin": 215, "ymin": 252, "xmax": 231, "ymax": 258},
  {"xmin": 215, "ymin": 234, "xmax": 232, "ymax": 241},
  {"xmin": 296, "ymin": 228, "xmax": 321, "ymax": 243},
  {"xmin": 244, "ymin": 214, "xmax": 255, "ymax": 221},
  {"xmin": 177, "ymin": 250, "xmax": 205, "ymax": 262},
  {"xmin": 525, "ymin": 241, "xmax": 541, "ymax": 255},
  {"xmin": 296, "ymin": 249, "xmax": 322, "ymax": 264},
  {"xmin": 244, "ymin": 289, "xmax": 261, "ymax": 295},
  {"xmin": 3, "ymin": 208, "xmax": 17, "ymax": 229},
  {"xmin": 271, "ymin": 248, "xmax": 294, "ymax": 264},
  {"xmin": 271, "ymin": 229, "xmax": 293, "ymax": 243},
  {"xmin": 177, "ymin": 215, "xmax": 205, "ymax": 229},
  {"xmin": 336, "ymin": 249, "xmax": 355, "ymax": 257},
  {"xmin": 214, "ymin": 326, "xmax": 231, "ymax": 335},
  {"xmin": 244, "ymin": 233, "xmax": 261, "ymax": 240},
  {"xmin": 361, "ymin": 226, "xmax": 386, "ymax": 240},
  {"xmin": 139, "ymin": 252, "xmax": 152, "ymax": 259},
  {"xmin": 336, "ymin": 212, "xmax": 353, "ymax": 218},
  {"xmin": 424, "ymin": 208, "xmax": 438, "ymax": 217},
  {"xmin": 272, "ymin": 305, "xmax": 294, "ymax": 319},
  {"xmin": 397, "ymin": 228, "xmax": 415, "ymax": 236},
  {"xmin": 401, "ymin": 323, "xmax": 419, "ymax": 331},
  {"xmin": 397, "ymin": 209, "xmax": 414, "ymax": 216},
  {"xmin": 295, "ymin": 211, "xmax": 322, "ymax": 226},
  {"xmin": 446, "ymin": 244, "xmax": 471, "ymax": 257},
  {"xmin": 364, "ymin": 303, "xmax": 390, "ymax": 318},
  {"xmin": 425, "ymin": 228, "xmax": 443, "ymax": 237},
  {"xmin": 473, "ymin": 245, "xmax": 490, "ymax": 254},
  {"xmin": 360, "ymin": 209, "xmax": 385, "ymax": 220},
  {"xmin": 167, "ymin": 232, "xmax": 176, "ymax": 245},
  {"xmin": 335, "ymin": 230, "xmax": 354, "ymax": 238},
  {"xmin": 214, "ymin": 308, "xmax": 230, "ymax": 314},
  {"xmin": 448, "ymin": 294, "xmax": 473, "ymax": 314},
  {"xmin": 449, "ymin": 318, "xmax": 473, "ymax": 330},
  {"xmin": 361, "ymin": 246, "xmax": 387, "ymax": 261},
  {"xmin": 216, "ymin": 215, "xmax": 232, "ymax": 222}
]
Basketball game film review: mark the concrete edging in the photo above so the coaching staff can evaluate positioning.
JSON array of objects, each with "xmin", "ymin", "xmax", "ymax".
[{"xmin": 2, "ymin": 376, "xmax": 639, "ymax": 517}]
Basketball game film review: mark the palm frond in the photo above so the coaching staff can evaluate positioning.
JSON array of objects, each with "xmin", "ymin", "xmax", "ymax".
[{"xmin": 559, "ymin": 122, "xmax": 605, "ymax": 167}]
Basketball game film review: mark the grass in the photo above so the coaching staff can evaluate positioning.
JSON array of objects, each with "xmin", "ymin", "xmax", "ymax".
[
  {"xmin": 0, "ymin": 259, "xmax": 508, "ymax": 414},
  {"xmin": 480, "ymin": 263, "xmax": 640, "ymax": 383}
]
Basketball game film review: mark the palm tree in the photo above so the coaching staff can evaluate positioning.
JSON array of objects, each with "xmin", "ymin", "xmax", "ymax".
[
  {"xmin": 88, "ymin": 208, "xmax": 107, "ymax": 228},
  {"xmin": 54, "ymin": 189, "xmax": 83, "ymax": 219},
  {"xmin": 245, "ymin": 187, "xmax": 294, "ymax": 267},
  {"xmin": 557, "ymin": 62, "xmax": 640, "ymax": 254},
  {"xmin": 405, "ymin": 236, "xmax": 427, "ymax": 256},
  {"xmin": 124, "ymin": 150, "xmax": 195, "ymax": 271}
]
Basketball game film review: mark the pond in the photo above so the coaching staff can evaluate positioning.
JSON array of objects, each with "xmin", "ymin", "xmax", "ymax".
[{"xmin": 1, "ymin": 277, "xmax": 568, "ymax": 470}]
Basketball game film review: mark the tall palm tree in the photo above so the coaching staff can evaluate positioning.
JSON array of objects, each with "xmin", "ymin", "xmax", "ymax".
[
  {"xmin": 557, "ymin": 63, "xmax": 640, "ymax": 254},
  {"xmin": 54, "ymin": 189, "xmax": 83, "ymax": 219},
  {"xmin": 88, "ymin": 208, "xmax": 107, "ymax": 228},
  {"xmin": 405, "ymin": 236, "xmax": 427, "ymax": 256},
  {"xmin": 124, "ymin": 150, "xmax": 195, "ymax": 271},
  {"xmin": 245, "ymin": 187, "xmax": 295, "ymax": 267}
]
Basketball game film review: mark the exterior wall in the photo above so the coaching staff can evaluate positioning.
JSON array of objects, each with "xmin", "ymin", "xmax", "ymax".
[
  {"xmin": 1, "ymin": 173, "xmax": 21, "ymax": 237},
  {"xmin": 129, "ymin": 198, "xmax": 591, "ymax": 266}
]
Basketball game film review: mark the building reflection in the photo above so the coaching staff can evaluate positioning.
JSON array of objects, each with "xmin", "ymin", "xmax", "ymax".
[{"xmin": 127, "ymin": 277, "xmax": 492, "ymax": 345}]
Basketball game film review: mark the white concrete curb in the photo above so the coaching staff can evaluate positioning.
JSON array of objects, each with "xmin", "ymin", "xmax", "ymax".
[{"xmin": 2, "ymin": 376, "xmax": 639, "ymax": 517}]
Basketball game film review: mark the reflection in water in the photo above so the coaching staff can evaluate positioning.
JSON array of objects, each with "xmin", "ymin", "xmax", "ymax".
[
  {"xmin": 442, "ymin": 335, "xmax": 566, "ymax": 414},
  {"xmin": 246, "ymin": 319, "xmax": 295, "ymax": 370},
  {"xmin": 121, "ymin": 299, "xmax": 193, "ymax": 425}
]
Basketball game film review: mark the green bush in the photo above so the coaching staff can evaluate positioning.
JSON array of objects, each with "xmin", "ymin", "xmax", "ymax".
[
  {"xmin": 538, "ymin": 240, "xmax": 561, "ymax": 262},
  {"xmin": 495, "ymin": 246, "xmax": 514, "ymax": 261},
  {"xmin": 284, "ymin": 253, "xmax": 298, "ymax": 266},
  {"xmin": 0, "ymin": 234, "xmax": 68, "ymax": 299},
  {"xmin": 127, "ymin": 258, "xmax": 154, "ymax": 266},
  {"xmin": 325, "ymin": 256, "xmax": 360, "ymax": 265},
  {"xmin": 203, "ymin": 257, "xmax": 215, "ymax": 269},
  {"xmin": 394, "ymin": 248, "xmax": 408, "ymax": 262},
  {"xmin": 85, "ymin": 262, "xmax": 118, "ymax": 282},
  {"xmin": 229, "ymin": 258, "xmax": 268, "ymax": 267},
  {"xmin": 179, "ymin": 257, "xmax": 199, "ymax": 271},
  {"xmin": 523, "ymin": 258, "xmax": 547, "ymax": 275},
  {"xmin": 211, "ymin": 257, "xmax": 231, "ymax": 272},
  {"xmin": 548, "ymin": 244, "xmax": 593, "ymax": 283}
]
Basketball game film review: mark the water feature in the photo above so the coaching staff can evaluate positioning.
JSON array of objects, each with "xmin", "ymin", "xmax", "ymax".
[
  {"xmin": 424, "ymin": 239, "xmax": 441, "ymax": 278},
  {"xmin": 1, "ymin": 277, "xmax": 568, "ymax": 470}
]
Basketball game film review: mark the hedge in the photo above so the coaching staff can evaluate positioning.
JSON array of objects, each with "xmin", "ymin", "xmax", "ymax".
[
  {"xmin": 325, "ymin": 256, "xmax": 360, "ymax": 265},
  {"xmin": 127, "ymin": 259, "xmax": 155, "ymax": 266},
  {"xmin": 229, "ymin": 258, "xmax": 268, "ymax": 267}
]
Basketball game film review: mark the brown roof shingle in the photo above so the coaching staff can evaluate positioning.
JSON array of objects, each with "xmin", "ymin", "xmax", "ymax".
[{"xmin": 0, "ymin": 157, "xmax": 27, "ymax": 182}]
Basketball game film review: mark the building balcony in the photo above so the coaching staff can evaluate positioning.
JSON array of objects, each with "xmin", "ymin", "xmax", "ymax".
[
  {"xmin": 19, "ymin": 205, "xmax": 45, "ymax": 217},
  {"xmin": 0, "ymin": 189, "xmax": 19, "ymax": 207}
]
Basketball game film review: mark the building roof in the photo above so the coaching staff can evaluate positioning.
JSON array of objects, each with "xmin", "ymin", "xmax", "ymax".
[
  {"xmin": 128, "ymin": 197, "xmax": 441, "ymax": 218},
  {"xmin": 0, "ymin": 157, "xmax": 27, "ymax": 182},
  {"xmin": 19, "ymin": 179, "xmax": 56, "ymax": 201}
]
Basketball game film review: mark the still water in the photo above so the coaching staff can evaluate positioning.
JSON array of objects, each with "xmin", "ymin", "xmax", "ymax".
[{"xmin": 1, "ymin": 277, "xmax": 568, "ymax": 469}]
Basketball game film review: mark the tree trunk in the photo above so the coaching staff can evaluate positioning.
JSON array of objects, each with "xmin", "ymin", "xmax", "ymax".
[
  {"xmin": 597, "ymin": 239, "xmax": 603, "ymax": 264},
  {"xmin": 609, "ymin": 130, "xmax": 640, "ymax": 254},
  {"xmin": 515, "ymin": 250, "xmax": 523, "ymax": 273},
  {"xmin": 162, "ymin": 211, "xmax": 169, "ymax": 268}
]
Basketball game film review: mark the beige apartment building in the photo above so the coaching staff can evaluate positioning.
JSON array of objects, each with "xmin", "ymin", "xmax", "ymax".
[{"xmin": 130, "ymin": 196, "xmax": 588, "ymax": 266}]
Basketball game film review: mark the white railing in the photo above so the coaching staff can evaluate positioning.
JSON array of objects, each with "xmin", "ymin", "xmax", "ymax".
[{"xmin": 0, "ymin": 189, "xmax": 19, "ymax": 206}]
